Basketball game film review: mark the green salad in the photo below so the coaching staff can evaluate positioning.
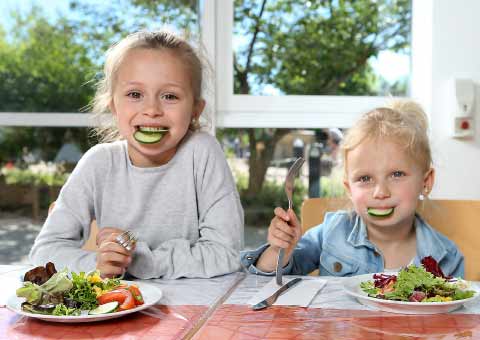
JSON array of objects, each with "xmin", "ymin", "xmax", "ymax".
[{"xmin": 360, "ymin": 263, "xmax": 475, "ymax": 303}]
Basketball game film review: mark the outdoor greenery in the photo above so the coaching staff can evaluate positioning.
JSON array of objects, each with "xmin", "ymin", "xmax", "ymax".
[{"xmin": 1, "ymin": 162, "xmax": 69, "ymax": 187}]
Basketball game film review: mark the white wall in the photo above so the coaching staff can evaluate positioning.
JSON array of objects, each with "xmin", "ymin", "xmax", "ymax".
[{"xmin": 412, "ymin": 0, "xmax": 480, "ymax": 199}]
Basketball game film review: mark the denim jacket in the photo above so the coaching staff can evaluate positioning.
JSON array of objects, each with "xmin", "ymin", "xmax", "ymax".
[{"xmin": 241, "ymin": 211, "xmax": 464, "ymax": 278}]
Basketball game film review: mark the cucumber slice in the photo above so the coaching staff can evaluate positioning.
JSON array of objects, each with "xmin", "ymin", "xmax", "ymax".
[
  {"xmin": 367, "ymin": 207, "xmax": 394, "ymax": 217},
  {"xmin": 89, "ymin": 301, "xmax": 119, "ymax": 315},
  {"xmin": 133, "ymin": 130, "xmax": 167, "ymax": 144}
]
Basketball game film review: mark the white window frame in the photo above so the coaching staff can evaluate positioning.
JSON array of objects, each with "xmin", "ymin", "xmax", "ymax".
[{"xmin": 0, "ymin": 0, "xmax": 424, "ymax": 129}]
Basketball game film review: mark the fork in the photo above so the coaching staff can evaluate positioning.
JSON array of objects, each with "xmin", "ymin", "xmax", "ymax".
[
  {"xmin": 116, "ymin": 230, "xmax": 137, "ymax": 251},
  {"xmin": 276, "ymin": 157, "xmax": 305, "ymax": 285}
]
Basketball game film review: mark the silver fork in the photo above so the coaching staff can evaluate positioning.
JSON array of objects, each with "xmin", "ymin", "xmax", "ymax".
[
  {"xmin": 116, "ymin": 230, "xmax": 137, "ymax": 251},
  {"xmin": 276, "ymin": 157, "xmax": 305, "ymax": 285}
]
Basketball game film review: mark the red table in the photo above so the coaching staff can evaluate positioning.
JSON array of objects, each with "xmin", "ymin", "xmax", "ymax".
[
  {"xmin": 193, "ymin": 305, "xmax": 480, "ymax": 339},
  {"xmin": 0, "ymin": 305, "xmax": 207, "ymax": 340}
]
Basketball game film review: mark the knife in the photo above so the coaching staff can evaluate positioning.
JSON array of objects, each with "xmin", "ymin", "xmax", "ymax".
[{"xmin": 252, "ymin": 277, "xmax": 302, "ymax": 310}]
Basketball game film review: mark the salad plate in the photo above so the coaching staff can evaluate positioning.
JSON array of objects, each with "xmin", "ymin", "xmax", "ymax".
[
  {"xmin": 6, "ymin": 280, "xmax": 163, "ymax": 323},
  {"xmin": 343, "ymin": 273, "xmax": 480, "ymax": 314}
]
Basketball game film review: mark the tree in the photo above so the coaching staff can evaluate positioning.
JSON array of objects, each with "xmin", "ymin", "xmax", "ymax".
[
  {"xmin": 233, "ymin": 0, "xmax": 411, "ymax": 197},
  {"xmin": 0, "ymin": 6, "xmax": 97, "ymax": 161}
]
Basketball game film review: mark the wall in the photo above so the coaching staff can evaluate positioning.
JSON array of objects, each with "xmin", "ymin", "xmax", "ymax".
[{"xmin": 412, "ymin": 0, "xmax": 480, "ymax": 199}]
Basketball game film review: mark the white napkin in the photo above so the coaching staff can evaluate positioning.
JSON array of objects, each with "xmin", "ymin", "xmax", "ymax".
[{"xmin": 248, "ymin": 276, "xmax": 327, "ymax": 308}]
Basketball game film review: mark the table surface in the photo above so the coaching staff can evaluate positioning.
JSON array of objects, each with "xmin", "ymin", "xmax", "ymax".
[{"xmin": 2, "ymin": 265, "xmax": 480, "ymax": 340}]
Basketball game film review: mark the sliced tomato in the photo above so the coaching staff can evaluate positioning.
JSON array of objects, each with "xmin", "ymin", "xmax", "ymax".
[
  {"xmin": 97, "ymin": 289, "xmax": 136, "ymax": 311},
  {"xmin": 128, "ymin": 284, "xmax": 144, "ymax": 305}
]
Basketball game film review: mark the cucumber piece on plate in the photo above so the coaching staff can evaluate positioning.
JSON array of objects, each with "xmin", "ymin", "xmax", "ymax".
[
  {"xmin": 133, "ymin": 130, "xmax": 167, "ymax": 144},
  {"xmin": 367, "ymin": 208, "xmax": 394, "ymax": 217},
  {"xmin": 89, "ymin": 301, "xmax": 119, "ymax": 315}
]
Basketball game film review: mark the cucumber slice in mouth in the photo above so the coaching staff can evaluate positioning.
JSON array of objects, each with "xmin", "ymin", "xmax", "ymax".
[
  {"xmin": 133, "ymin": 128, "xmax": 168, "ymax": 144},
  {"xmin": 367, "ymin": 207, "xmax": 394, "ymax": 217}
]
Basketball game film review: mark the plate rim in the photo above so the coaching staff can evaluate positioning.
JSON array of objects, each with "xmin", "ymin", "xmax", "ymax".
[
  {"xmin": 6, "ymin": 280, "xmax": 163, "ymax": 322},
  {"xmin": 343, "ymin": 273, "xmax": 480, "ymax": 307}
]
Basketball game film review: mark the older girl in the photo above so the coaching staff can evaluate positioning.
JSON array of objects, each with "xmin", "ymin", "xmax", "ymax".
[{"xmin": 30, "ymin": 31, "xmax": 244, "ymax": 279}]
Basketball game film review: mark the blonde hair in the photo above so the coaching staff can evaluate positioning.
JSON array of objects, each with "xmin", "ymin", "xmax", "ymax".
[
  {"xmin": 91, "ymin": 30, "xmax": 206, "ymax": 142},
  {"xmin": 340, "ymin": 100, "xmax": 432, "ymax": 178}
]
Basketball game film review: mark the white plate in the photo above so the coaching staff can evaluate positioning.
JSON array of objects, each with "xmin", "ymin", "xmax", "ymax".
[
  {"xmin": 343, "ymin": 273, "xmax": 480, "ymax": 314},
  {"xmin": 6, "ymin": 280, "xmax": 162, "ymax": 323}
]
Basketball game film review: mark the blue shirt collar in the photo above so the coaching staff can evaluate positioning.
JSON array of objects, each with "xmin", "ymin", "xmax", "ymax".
[{"xmin": 347, "ymin": 213, "xmax": 372, "ymax": 248}]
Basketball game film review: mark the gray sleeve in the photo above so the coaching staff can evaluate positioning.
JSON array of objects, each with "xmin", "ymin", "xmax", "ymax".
[
  {"xmin": 28, "ymin": 147, "xmax": 99, "ymax": 272},
  {"xmin": 127, "ymin": 136, "xmax": 244, "ymax": 279}
]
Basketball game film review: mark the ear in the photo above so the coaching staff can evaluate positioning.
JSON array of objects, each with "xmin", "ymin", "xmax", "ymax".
[
  {"xmin": 109, "ymin": 99, "xmax": 118, "ymax": 118},
  {"xmin": 192, "ymin": 99, "xmax": 206, "ymax": 120},
  {"xmin": 423, "ymin": 167, "xmax": 435, "ymax": 195},
  {"xmin": 343, "ymin": 179, "xmax": 352, "ymax": 199}
]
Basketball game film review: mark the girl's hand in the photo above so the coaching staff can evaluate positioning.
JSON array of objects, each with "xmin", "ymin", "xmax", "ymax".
[
  {"xmin": 267, "ymin": 207, "xmax": 302, "ymax": 255},
  {"xmin": 96, "ymin": 227, "xmax": 125, "ymax": 247},
  {"xmin": 96, "ymin": 233, "xmax": 133, "ymax": 278},
  {"xmin": 255, "ymin": 207, "xmax": 302, "ymax": 272}
]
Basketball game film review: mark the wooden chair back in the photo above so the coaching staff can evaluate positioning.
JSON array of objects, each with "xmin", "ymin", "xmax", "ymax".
[
  {"xmin": 301, "ymin": 198, "xmax": 480, "ymax": 280},
  {"xmin": 48, "ymin": 202, "xmax": 98, "ymax": 251}
]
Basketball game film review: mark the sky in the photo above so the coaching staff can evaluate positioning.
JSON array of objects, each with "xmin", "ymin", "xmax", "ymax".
[
  {"xmin": 1, "ymin": 0, "xmax": 410, "ymax": 94},
  {"xmin": 0, "ymin": 0, "xmax": 69, "ymax": 31}
]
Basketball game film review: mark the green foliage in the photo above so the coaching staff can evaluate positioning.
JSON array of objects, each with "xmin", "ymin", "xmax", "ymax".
[
  {"xmin": 1, "ymin": 162, "xmax": 70, "ymax": 187},
  {"xmin": 234, "ymin": 0, "xmax": 411, "ymax": 96},
  {"xmin": 235, "ymin": 171, "xmax": 307, "ymax": 226},
  {"xmin": 0, "ymin": 7, "xmax": 96, "ymax": 112},
  {"xmin": 320, "ymin": 176, "xmax": 346, "ymax": 198},
  {"xmin": 0, "ymin": 6, "xmax": 97, "ymax": 162}
]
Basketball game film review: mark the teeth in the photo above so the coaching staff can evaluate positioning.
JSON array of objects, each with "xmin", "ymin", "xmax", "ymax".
[{"xmin": 138, "ymin": 126, "xmax": 168, "ymax": 132}]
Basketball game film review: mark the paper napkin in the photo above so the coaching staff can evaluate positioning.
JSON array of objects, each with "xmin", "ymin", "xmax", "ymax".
[{"xmin": 248, "ymin": 276, "xmax": 327, "ymax": 308}]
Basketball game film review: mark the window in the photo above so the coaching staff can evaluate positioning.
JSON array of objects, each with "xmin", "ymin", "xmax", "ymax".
[{"xmin": 214, "ymin": 0, "xmax": 411, "ymax": 128}]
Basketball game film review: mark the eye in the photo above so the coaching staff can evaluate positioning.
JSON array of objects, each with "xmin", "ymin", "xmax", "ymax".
[
  {"xmin": 392, "ymin": 171, "xmax": 405, "ymax": 178},
  {"xmin": 127, "ymin": 91, "xmax": 142, "ymax": 99},
  {"xmin": 358, "ymin": 175, "xmax": 371, "ymax": 183},
  {"xmin": 162, "ymin": 93, "xmax": 178, "ymax": 101}
]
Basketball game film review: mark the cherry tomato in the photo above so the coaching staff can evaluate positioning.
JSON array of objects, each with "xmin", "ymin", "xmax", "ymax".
[
  {"xmin": 128, "ymin": 284, "xmax": 144, "ymax": 305},
  {"xmin": 97, "ymin": 289, "xmax": 136, "ymax": 311}
]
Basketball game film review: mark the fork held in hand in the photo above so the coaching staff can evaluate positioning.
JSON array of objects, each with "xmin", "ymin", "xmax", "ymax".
[
  {"xmin": 116, "ymin": 230, "xmax": 137, "ymax": 251},
  {"xmin": 276, "ymin": 157, "xmax": 305, "ymax": 285}
]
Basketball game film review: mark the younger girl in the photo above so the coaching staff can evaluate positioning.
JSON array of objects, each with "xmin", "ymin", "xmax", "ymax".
[
  {"xmin": 30, "ymin": 30, "xmax": 244, "ymax": 279},
  {"xmin": 241, "ymin": 100, "xmax": 464, "ymax": 277}
]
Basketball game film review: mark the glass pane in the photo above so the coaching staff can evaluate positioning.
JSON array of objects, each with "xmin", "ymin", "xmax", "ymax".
[
  {"xmin": 0, "ymin": 127, "xmax": 93, "ymax": 264},
  {"xmin": 0, "ymin": 0, "xmax": 200, "ymax": 113},
  {"xmin": 233, "ymin": 0, "xmax": 411, "ymax": 96},
  {"xmin": 217, "ymin": 127, "xmax": 345, "ymax": 249}
]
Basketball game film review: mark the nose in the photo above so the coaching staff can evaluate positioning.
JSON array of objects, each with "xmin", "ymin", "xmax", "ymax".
[
  {"xmin": 373, "ymin": 181, "xmax": 391, "ymax": 199},
  {"xmin": 142, "ymin": 97, "xmax": 162, "ymax": 117}
]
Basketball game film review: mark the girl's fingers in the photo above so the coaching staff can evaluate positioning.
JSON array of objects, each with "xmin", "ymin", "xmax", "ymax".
[
  {"xmin": 97, "ymin": 264, "xmax": 125, "ymax": 278},
  {"xmin": 98, "ymin": 250, "xmax": 131, "ymax": 266},
  {"xmin": 96, "ymin": 227, "xmax": 123, "ymax": 246},
  {"xmin": 273, "ymin": 207, "xmax": 289, "ymax": 221},
  {"xmin": 272, "ymin": 218, "xmax": 296, "ymax": 237},
  {"xmin": 98, "ymin": 240, "xmax": 131, "ymax": 255}
]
